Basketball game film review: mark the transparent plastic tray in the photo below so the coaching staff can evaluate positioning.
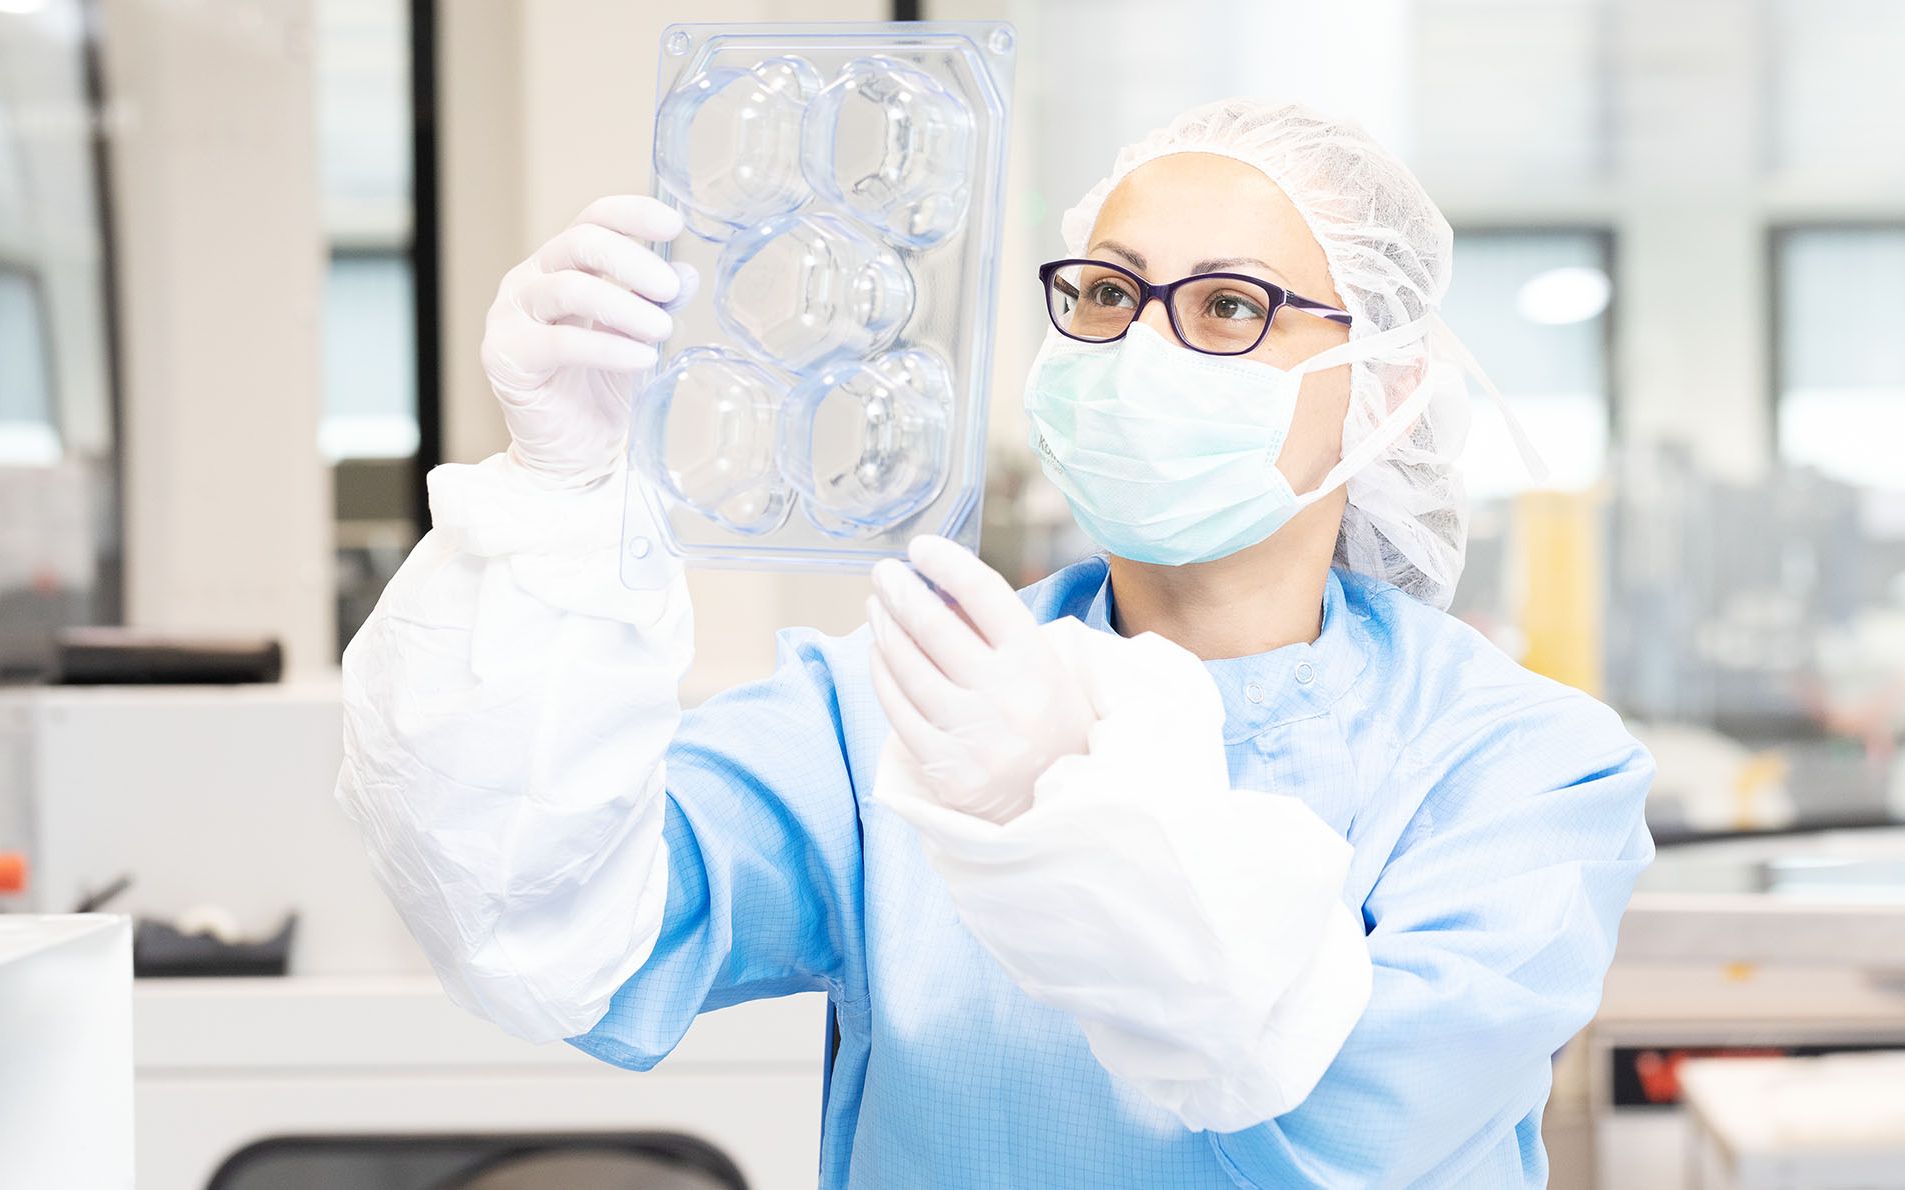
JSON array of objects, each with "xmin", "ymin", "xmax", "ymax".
[{"xmin": 622, "ymin": 20, "xmax": 1016, "ymax": 585}]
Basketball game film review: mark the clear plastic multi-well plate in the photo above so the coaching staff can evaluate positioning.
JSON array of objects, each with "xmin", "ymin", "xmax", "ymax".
[{"xmin": 622, "ymin": 21, "xmax": 1016, "ymax": 586}]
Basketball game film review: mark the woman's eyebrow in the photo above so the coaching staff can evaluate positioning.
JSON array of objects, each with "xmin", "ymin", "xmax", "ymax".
[
  {"xmin": 1192, "ymin": 256, "xmax": 1295, "ymax": 286},
  {"xmin": 1088, "ymin": 242, "xmax": 1299, "ymax": 288},
  {"xmin": 1089, "ymin": 239, "xmax": 1147, "ymax": 271}
]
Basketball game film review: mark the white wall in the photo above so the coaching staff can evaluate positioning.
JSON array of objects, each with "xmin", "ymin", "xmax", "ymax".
[{"xmin": 101, "ymin": 0, "xmax": 334, "ymax": 676}]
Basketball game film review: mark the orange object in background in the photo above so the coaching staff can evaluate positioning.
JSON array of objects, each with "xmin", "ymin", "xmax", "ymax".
[
  {"xmin": 0, "ymin": 852, "xmax": 25, "ymax": 895},
  {"xmin": 1514, "ymin": 488, "xmax": 1604, "ymax": 698}
]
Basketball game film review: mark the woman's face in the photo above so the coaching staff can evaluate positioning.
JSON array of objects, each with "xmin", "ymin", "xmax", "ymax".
[{"xmin": 1084, "ymin": 152, "xmax": 1353, "ymax": 493}]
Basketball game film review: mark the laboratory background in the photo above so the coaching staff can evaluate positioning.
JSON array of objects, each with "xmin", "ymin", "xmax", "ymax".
[{"xmin": 3, "ymin": 0, "xmax": 1904, "ymax": 1187}]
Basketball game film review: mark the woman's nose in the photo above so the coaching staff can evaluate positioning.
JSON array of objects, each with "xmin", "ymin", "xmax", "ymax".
[{"xmin": 1135, "ymin": 297, "xmax": 1175, "ymax": 341}]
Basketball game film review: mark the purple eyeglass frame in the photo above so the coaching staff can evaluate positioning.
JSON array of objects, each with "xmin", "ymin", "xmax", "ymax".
[{"xmin": 1038, "ymin": 257, "xmax": 1352, "ymax": 356}]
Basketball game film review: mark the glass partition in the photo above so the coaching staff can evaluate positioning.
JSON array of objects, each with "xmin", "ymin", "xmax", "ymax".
[
  {"xmin": 0, "ymin": 0, "xmax": 120, "ymax": 679},
  {"xmin": 316, "ymin": 0, "xmax": 425, "ymax": 654}
]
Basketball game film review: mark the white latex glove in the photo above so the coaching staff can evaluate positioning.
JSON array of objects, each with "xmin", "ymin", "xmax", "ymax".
[
  {"xmin": 866, "ymin": 535, "xmax": 1095, "ymax": 824},
  {"xmin": 479, "ymin": 195, "xmax": 700, "ymax": 488}
]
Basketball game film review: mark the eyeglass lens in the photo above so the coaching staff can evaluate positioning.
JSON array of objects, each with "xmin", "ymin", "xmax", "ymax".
[{"xmin": 1045, "ymin": 261, "xmax": 1279, "ymax": 354}]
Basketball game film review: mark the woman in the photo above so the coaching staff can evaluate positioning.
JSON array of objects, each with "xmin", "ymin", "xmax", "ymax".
[{"xmin": 339, "ymin": 100, "xmax": 1653, "ymax": 1187}]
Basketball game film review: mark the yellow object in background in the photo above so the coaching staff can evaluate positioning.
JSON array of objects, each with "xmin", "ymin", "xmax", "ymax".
[
  {"xmin": 1515, "ymin": 489, "xmax": 1604, "ymax": 698},
  {"xmin": 1734, "ymin": 752, "xmax": 1792, "ymax": 832}
]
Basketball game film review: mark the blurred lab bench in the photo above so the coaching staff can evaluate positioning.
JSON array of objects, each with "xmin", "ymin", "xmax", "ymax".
[
  {"xmin": 1556, "ymin": 828, "xmax": 1905, "ymax": 1190},
  {"xmin": 0, "ymin": 683, "xmax": 825, "ymax": 1188},
  {"xmin": 1681, "ymin": 1052, "xmax": 1905, "ymax": 1189}
]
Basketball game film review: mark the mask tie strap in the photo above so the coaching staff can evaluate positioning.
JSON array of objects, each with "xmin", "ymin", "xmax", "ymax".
[
  {"xmin": 1288, "ymin": 313, "xmax": 1552, "ymax": 510},
  {"xmin": 1285, "ymin": 315, "xmax": 1436, "ymax": 509},
  {"xmin": 1289, "ymin": 314, "xmax": 1432, "ymax": 378},
  {"xmin": 1427, "ymin": 315, "xmax": 1549, "ymax": 484},
  {"xmin": 1293, "ymin": 367, "xmax": 1442, "ymax": 509}
]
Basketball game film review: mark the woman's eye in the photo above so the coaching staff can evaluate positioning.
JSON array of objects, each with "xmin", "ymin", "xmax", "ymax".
[
  {"xmin": 1087, "ymin": 282, "xmax": 1137, "ymax": 308},
  {"xmin": 1207, "ymin": 293, "xmax": 1266, "ymax": 321}
]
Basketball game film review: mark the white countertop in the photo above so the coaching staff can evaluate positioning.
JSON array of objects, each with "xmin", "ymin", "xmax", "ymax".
[
  {"xmin": 1681, "ymin": 1052, "xmax": 1905, "ymax": 1155},
  {"xmin": 133, "ymin": 974, "xmax": 826, "ymax": 1073}
]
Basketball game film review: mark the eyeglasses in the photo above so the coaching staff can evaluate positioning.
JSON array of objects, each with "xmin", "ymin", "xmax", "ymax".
[{"xmin": 1038, "ymin": 258, "xmax": 1352, "ymax": 356}]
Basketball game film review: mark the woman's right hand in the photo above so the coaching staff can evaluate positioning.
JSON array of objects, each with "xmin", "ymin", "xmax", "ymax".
[{"xmin": 479, "ymin": 195, "xmax": 699, "ymax": 488}]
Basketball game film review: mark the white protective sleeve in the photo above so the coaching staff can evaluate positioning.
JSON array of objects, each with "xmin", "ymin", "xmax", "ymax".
[
  {"xmin": 335, "ymin": 453, "xmax": 693, "ymax": 1043},
  {"xmin": 874, "ymin": 618, "xmax": 1374, "ymax": 1132}
]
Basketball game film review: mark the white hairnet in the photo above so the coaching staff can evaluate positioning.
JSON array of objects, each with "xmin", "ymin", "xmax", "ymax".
[{"xmin": 1059, "ymin": 98, "xmax": 1476, "ymax": 609}]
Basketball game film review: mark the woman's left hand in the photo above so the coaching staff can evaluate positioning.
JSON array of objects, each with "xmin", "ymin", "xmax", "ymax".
[
  {"xmin": 869, "ymin": 570, "xmax": 1371, "ymax": 1131},
  {"xmin": 866, "ymin": 536, "xmax": 1095, "ymax": 824}
]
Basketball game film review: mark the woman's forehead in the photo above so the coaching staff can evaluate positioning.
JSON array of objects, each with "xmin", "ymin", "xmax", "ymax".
[{"xmin": 1087, "ymin": 152, "xmax": 1334, "ymax": 298}]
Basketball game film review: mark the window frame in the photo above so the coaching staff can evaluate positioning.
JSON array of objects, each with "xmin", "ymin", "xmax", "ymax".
[
  {"xmin": 0, "ymin": 261, "xmax": 60, "ymax": 437},
  {"xmin": 321, "ymin": 0, "xmax": 443, "ymax": 656},
  {"xmin": 1767, "ymin": 219, "xmax": 1905, "ymax": 478},
  {"xmin": 0, "ymin": 0, "xmax": 128, "ymax": 637},
  {"xmin": 1444, "ymin": 223, "xmax": 1621, "ymax": 475},
  {"xmin": 408, "ymin": 0, "xmax": 443, "ymax": 525},
  {"xmin": 323, "ymin": 243, "xmax": 422, "ymax": 468}
]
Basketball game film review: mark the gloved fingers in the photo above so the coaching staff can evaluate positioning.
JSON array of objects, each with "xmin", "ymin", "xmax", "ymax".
[
  {"xmin": 663, "ymin": 261, "xmax": 701, "ymax": 313},
  {"xmin": 906, "ymin": 535, "xmax": 1037, "ymax": 648},
  {"xmin": 492, "ymin": 322, "xmax": 658, "ymax": 384},
  {"xmin": 869, "ymin": 653, "xmax": 995, "ymax": 814},
  {"xmin": 868, "ymin": 646, "xmax": 957, "ymax": 770},
  {"xmin": 867, "ymin": 597, "xmax": 973, "ymax": 728},
  {"xmin": 534, "ymin": 223, "xmax": 683, "ymax": 305},
  {"xmin": 516, "ymin": 270, "xmax": 674, "ymax": 343},
  {"xmin": 870, "ymin": 557, "xmax": 991, "ymax": 687},
  {"xmin": 568, "ymin": 194, "xmax": 685, "ymax": 244}
]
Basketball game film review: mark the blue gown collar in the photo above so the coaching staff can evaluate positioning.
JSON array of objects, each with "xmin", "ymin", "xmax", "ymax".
[{"xmin": 1080, "ymin": 560, "xmax": 1371, "ymax": 741}]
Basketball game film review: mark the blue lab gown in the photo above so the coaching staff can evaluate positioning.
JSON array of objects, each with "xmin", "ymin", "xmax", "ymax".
[{"xmin": 569, "ymin": 558, "xmax": 1655, "ymax": 1188}]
